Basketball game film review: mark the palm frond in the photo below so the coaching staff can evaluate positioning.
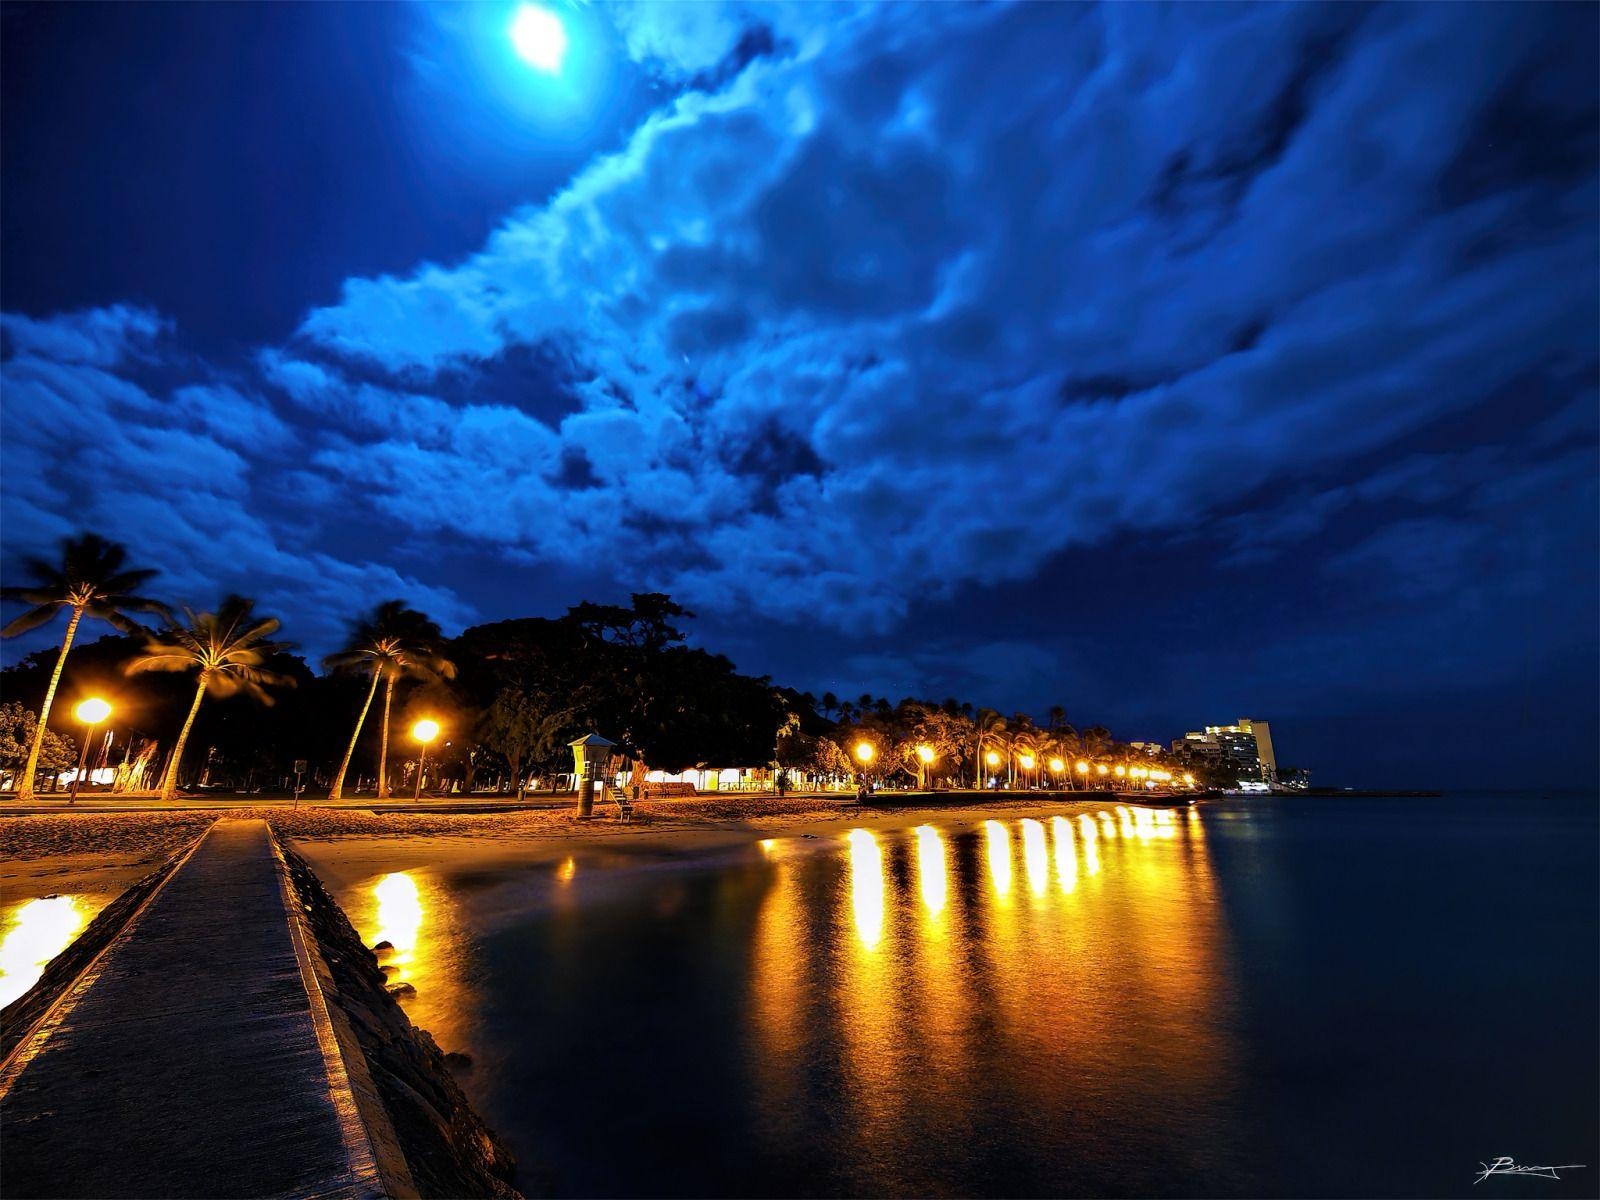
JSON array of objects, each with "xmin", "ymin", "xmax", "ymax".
[{"xmin": 1, "ymin": 605, "xmax": 60, "ymax": 638}]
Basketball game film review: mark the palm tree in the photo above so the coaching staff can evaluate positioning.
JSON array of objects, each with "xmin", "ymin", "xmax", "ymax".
[
  {"xmin": 125, "ymin": 595, "xmax": 293, "ymax": 801},
  {"xmin": 323, "ymin": 602, "xmax": 454, "ymax": 799},
  {"xmin": 973, "ymin": 708, "xmax": 1004, "ymax": 789},
  {"xmin": 1, "ymin": 533, "xmax": 169, "ymax": 801}
]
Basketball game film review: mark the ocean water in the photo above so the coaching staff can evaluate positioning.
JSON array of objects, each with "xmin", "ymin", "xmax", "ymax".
[{"xmin": 345, "ymin": 794, "xmax": 1599, "ymax": 1198}]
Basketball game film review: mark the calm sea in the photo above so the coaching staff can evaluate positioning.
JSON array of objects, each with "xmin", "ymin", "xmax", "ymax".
[{"xmin": 344, "ymin": 793, "xmax": 1599, "ymax": 1198}]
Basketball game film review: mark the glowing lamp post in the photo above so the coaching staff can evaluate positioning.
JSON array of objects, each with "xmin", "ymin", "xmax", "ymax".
[
  {"xmin": 69, "ymin": 697, "xmax": 111, "ymax": 805},
  {"xmin": 411, "ymin": 719, "xmax": 440, "ymax": 801},
  {"xmin": 1075, "ymin": 760, "xmax": 1089, "ymax": 790},
  {"xmin": 1018, "ymin": 753, "xmax": 1035, "ymax": 789},
  {"xmin": 1049, "ymin": 757, "xmax": 1066, "ymax": 787},
  {"xmin": 915, "ymin": 743, "xmax": 935, "ymax": 790},
  {"xmin": 570, "ymin": 732, "xmax": 616, "ymax": 820}
]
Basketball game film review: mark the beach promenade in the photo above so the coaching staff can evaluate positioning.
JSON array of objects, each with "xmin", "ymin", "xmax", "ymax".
[{"xmin": 0, "ymin": 818, "xmax": 405, "ymax": 1199}]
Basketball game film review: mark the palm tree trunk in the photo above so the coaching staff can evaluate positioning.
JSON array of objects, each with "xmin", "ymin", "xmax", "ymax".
[
  {"xmin": 376, "ymin": 674, "xmax": 395, "ymax": 799},
  {"xmin": 159, "ymin": 677, "xmax": 208, "ymax": 802},
  {"xmin": 328, "ymin": 667, "xmax": 382, "ymax": 800},
  {"xmin": 17, "ymin": 606, "xmax": 84, "ymax": 802}
]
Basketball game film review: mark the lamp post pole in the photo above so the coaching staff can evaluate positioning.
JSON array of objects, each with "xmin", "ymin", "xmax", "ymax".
[
  {"xmin": 411, "ymin": 720, "xmax": 440, "ymax": 802},
  {"xmin": 70, "ymin": 730, "xmax": 93, "ymax": 806},
  {"xmin": 69, "ymin": 698, "xmax": 111, "ymax": 806}
]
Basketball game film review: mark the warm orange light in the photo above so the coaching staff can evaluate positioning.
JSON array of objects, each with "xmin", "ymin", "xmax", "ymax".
[
  {"xmin": 855, "ymin": 741, "xmax": 875, "ymax": 764},
  {"xmin": 1183, "ymin": 773, "xmax": 1195, "ymax": 786},
  {"xmin": 847, "ymin": 828, "xmax": 885, "ymax": 947},
  {"xmin": 1075, "ymin": 760, "xmax": 1089, "ymax": 775},
  {"xmin": 985, "ymin": 750, "xmax": 1000, "ymax": 767},
  {"xmin": 1049, "ymin": 757, "xmax": 1065, "ymax": 773},
  {"xmin": 1096, "ymin": 763, "xmax": 1109, "ymax": 776},
  {"xmin": 1114, "ymin": 765, "xmax": 1127, "ymax": 777},
  {"xmin": 1017, "ymin": 753, "xmax": 1036, "ymax": 770},
  {"xmin": 1020, "ymin": 818, "xmax": 1048, "ymax": 896},
  {"xmin": 74, "ymin": 697, "xmax": 111, "ymax": 725},
  {"xmin": 412, "ymin": 719, "xmax": 441, "ymax": 744},
  {"xmin": 916, "ymin": 744, "xmax": 936, "ymax": 764}
]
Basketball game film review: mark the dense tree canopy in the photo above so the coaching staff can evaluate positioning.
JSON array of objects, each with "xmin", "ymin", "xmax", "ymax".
[{"xmin": 2, "ymin": 590, "xmax": 1229, "ymax": 795}]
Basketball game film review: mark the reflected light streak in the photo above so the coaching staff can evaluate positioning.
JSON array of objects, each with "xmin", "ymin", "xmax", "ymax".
[
  {"xmin": 373, "ymin": 873, "xmax": 423, "ymax": 967},
  {"xmin": 1099, "ymin": 812, "xmax": 1118, "ymax": 838},
  {"xmin": 1077, "ymin": 813, "xmax": 1098, "ymax": 840},
  {"xmin": 848, "ymin": 829, "xmax": 885, "ymax": 949},
  {"xmin": 556, "ymin": 856, "xmax": 577, "ymax": 884},
  {"xmin": 915, "ymin": 825, "xmax": 948, "ymax": 915},
  {"xmin": 984, "ymin": 820, "xmax": 1013, "ymax": 897},
  {"xmin": 0, "ymin": 896, "xmax": 89, "ymax": 1009},
  {"xmin": 1051, "ymin": 816, "xmax": 1077, "ymax": 893},
  {"xmin": 1020, "ymin": 819, "xmax": 1049, "ymax": 896},
  {"xmin": 1116, "ymin": 806, "xmax": 1136, "ymax": 838}
]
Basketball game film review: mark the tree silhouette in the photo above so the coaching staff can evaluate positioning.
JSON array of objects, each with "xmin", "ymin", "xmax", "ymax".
[
  {"xmin": 125, "ymin": 595, "xmax": 293, "ymax": 800},
  {"xmin": 0, "ymin": 533, "xmax": 168, "ymax": 800}
]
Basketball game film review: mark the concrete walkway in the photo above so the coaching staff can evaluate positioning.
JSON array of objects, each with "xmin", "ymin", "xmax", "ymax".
[{"xmin": 1, "ymin": 820, "xmax": 388, "ymax": 1199}]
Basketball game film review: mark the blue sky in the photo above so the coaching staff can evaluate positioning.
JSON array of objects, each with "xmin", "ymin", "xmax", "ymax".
[{"xmin": 2, "ymin": 1, "xmax": 1596, "ymax": 787}]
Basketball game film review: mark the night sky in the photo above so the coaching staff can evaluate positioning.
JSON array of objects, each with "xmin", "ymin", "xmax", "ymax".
[{"xmin": 2, "ymin": 2, "xmax": 1595, "ymax": 789}]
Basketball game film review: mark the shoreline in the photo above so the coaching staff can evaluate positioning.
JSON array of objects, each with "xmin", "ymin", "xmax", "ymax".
[{"xmin": 2, "ymin": 793, "xmax": 1195, "ymax": 901}]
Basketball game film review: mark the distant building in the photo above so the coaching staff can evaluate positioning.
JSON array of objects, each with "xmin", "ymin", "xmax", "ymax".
[
  {"xmin": 1127, "ymin": 741, "xmax": 1164, "ymax": 757},
  {"xmin": 1173, "ymin": 717, "xmax": 1278, "ymax": 783}
]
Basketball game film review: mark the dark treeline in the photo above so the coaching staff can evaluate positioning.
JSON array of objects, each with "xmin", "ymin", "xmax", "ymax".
[
  {"xmin": 0, "ymin": 534, "xmax": 1248, "ymax": 798},
  {"xmin": 1, "ymin": 587, "xmax": 1250, "ymax": 797},
  {"xmin": 1, "ymin": 593, "xmax": 801, "ymax": 796}
]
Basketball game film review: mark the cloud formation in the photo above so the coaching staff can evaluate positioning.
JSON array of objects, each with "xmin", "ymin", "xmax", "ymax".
[
  {"xmin": 0, "ymin": 306, "xmax": 471, "ymax": 651},
  {"xmin": 3, "ymin": 2, "xmax": 1595, "ymax": 667}
]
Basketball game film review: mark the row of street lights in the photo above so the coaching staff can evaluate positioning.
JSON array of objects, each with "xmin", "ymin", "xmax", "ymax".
[
  {"xmin": 853, "ymin": 739, "xmax": 1194, "ymax": 791},
  {"xmin": 50, "ymin": 697, "xmax": 444, "ymax": 804}
]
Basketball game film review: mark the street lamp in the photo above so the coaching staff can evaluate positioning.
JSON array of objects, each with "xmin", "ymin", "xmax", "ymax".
[
  {"xmin": 915, "ymin": 743, "xmax": 935, "ymax": 790},
  {"xmin": 1017, "ymin": 752, "xmax": 1035, "ymax": 788},
  {"xmin": 1075, "ymin": 760, "xmax": 1089, "ymax": 790},
  {"xmin": 411, "ymin": 719, "xmax": 440, "ymax": 801},
  {"xmin": 855, "ymin": 741, "xmax": 875, "ymax": 765},
  {"xmin": 69, "ymin": 698, "xmax": 111, "ymax": 806}
]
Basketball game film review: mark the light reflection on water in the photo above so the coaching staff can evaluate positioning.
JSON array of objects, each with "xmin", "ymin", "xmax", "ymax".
[
  {"xmin": 739, "ymin": 806, "xmax": 1240, "ymax": 1194},
  {"xmin": 373, "ymin": 873, "xmax": 422, "ymax": 967},
  {"xmin": 0, "ymin": 895, "xmax": 95, "ymax": 1008},
  {"xmin": 360, "ymin": 795, "xmax": 1598, "ymax": 1197},
  {"xmin": 913, "ymin": 825, "xmax": 946, "ymax": 915},
  {"xmin": 350, "ymin": 869, "xmax": 473, "ymax": 1054}
]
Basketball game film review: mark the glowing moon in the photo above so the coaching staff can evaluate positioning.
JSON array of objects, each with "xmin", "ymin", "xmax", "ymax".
[{"xmin": 510, "ymin": 5, "xmax": 567, "ymax": 73}]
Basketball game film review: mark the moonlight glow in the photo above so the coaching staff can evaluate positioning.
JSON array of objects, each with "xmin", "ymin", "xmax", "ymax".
[{"xmin": 509, "ymin": 5, "xmax": 567, "ymax": 73}]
